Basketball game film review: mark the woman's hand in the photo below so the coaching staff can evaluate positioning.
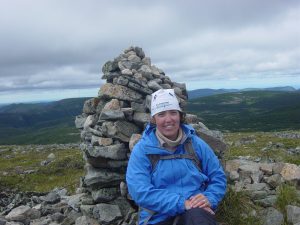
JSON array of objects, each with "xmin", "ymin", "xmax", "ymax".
[{"xmin": 188, "ymin": 194, "xmax": 215, "ymax": 215}]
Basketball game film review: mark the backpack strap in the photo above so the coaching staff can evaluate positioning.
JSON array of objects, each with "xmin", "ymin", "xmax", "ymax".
[
  {"xmin": 184, "ymin": 139, "xmax": 202, "ymax": 172},
  {"xmin": 147, "ymin": 139, "xmax": 202, "ymax": 173}
]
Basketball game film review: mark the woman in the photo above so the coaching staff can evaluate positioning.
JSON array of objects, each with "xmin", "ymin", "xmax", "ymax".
[{"xmin": 126, "ymin": 89, "xmax": 226, "ymax": 225}]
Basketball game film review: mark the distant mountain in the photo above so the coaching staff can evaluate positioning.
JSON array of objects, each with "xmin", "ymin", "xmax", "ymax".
[
  {"xmin": 186, "ymin": 90, "xmax": 300, "ymax": 131},
  {"xmin": 187, "ymin": 86, "xmax": 297, "ymax": 99},
  {"xmin": 1, "ymin": 89, "xmax": 300, "ymax": 144},
  {"xmin": 187, "ymin": 88, "xmax": 239, "ymax": 99},
  {"xmin": 0, "ymin": 98, "xmax": 90, "ymax": 144}
]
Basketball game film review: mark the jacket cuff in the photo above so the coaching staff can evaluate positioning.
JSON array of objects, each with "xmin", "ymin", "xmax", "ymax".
[{"xmin": 177, "ymin": 196, "xmax": 186, "ymax": 213}]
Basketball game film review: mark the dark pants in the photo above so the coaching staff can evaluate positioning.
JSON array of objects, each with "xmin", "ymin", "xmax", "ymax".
[{"xmin": 154, "ymin": 208, "xmax": 218, "ymax": 225}]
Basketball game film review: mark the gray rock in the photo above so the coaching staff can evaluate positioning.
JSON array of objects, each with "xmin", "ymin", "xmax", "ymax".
[
  {"xmin": 0, "ymin": 218, "xmax": 6, "ymax": 225},
  {"xmin": 280, "ymin": 163, "xmax": 300, "ymax": 183},
  {"xmin": 129, "ymin": 134, "xmax": 142, "ymax": 151},
  {"xmin": 75, "ymin": 216, "xmax": 100, "ymax": 225},
  {"xmin": 98, "ymin": 83, "xmax": 143, "ymax": 103},
  {"xmin": 147, "ymin": 80, "xmax": 162, "ymax": 91},
  {"xmin": 83, "ymin": 115, "xmax": 98, "ymax": 130},
  {"xmin": 244, "ymin": 183, "xmax": 269, "ymax": 192},
  {"xmin": 134, "ymin": 47, "xmax": 145, "ymax": 59},
  {"xmin": 116, "ymin": 76, "xmax": 129, "ymax": 86},
  {"xmin": 264, "ymin": 174, "xmax": 283, "ymax": 188},
  {"xmin": 80, "ymin": 205, "xmax": 95, "ymax": 217},
  {"xmin": 84, "ymin": 165, "xmax": 124, "ymax": 187},
  {"xmin": 128, "ymin": 81, "xmax": 153, "ymax": 95},
  {"xmin": 102, "ymin": 60, "xmax": 119, "ymax": 74},
  {"xmin": 47, "ymin": 153, "xmax": 55, "ymax": 161},
  {"xmin": 93, "ymin": 204, "xmax": 122, "ymax": 225},
  {"xmin": 121, "ymin": 69, "xmax": 133, "ymax": 76},
  {"xmin": 99, "ymin": 110, "xmax": 125, "ymax": 120},
  {"xmin": 229, "ymin": 171, "xmax": 239, "ymax": 181},
  {"xmin": 255, "ymin": 195, "xmax": 277, "ymax": 207},
  {"xmin": 85, "ymin": 143, "xmax": 127, "ymax": 160},
  {"xmin": 66, "ymin": 193, "xmax": 86, "ymax": 212},
  {"xmin": 261, "ymin": 207, "xmax": 283, "ymax": 225},
  {"xmin": 248, "ymin": 190, "xmax": 268, "ymax": 200},
  {"xmin": 120, "ymin": 182, "xmax": 128, "ymax": 197},
  {"xmin": 260, "ymin": 163, "xmax": 274, "ymax": 175},
  {"xmin": 138, "ymin": 65, "xmax": 153, "ymax": 80},
  {"xmin": 40, "ymin": 192, "xmax": 61, "ymax": 204},
  {"xmin": 50, "ymin": 212, "xmax": 65, "ymax": 223},
  {"xmin": 75, "ymin": 115, "xmax": 87, "ymax": 129},
  {"xmin": 61, "ymin": 209, "xmax": 82, "ymax": 225},
  {"xmin": 238, "ymin": 163, "xmax": 263, "ymax": 183},
  {"xmin": 91, "ymin": 187, "xmax": 119, "ymax": 203},
  {"xmin": 133, "ymin": 112, "xmax": 150, "ymax": 125},
  {"xmin": 142, "ymin": 56, "xmax": 151, "ymax": 66},
  {"xmin": 5, "ymin": 205, "xmax": 40, "ymax": 223},
  {"xmin": 131, "ymin": 102, "xmax": 146, "ymax": 113},
  {"xmin": 29, "ymin": 216, "xmax": 52, "ymax": 225},
  {"xmin": 98, "ymin": 137, "xmax": 113, "ymax": 146},
  {"xmin": 102, "ymin": 121, "xmax": 140, "ymax": 142},
  {"xmin": 83, "ymin": 98, "xmax": 100, "ymax": 114},
  {"xmin": 185, "ymin": 114, "xmax": 200, "ymax": 124},
  {"xmin": 5, "ymin": 222, "xmax": 23, "ymax": 225},
  {"xmin": 286, "ymin": 205, "xmax": 300, "ymax": 225}
]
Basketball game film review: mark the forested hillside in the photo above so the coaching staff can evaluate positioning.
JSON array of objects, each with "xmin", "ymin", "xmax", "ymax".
[
  {"xmin": 186, "ymin": 91, "xmax": 300, "ymax": 131},
  {"xmin": 0, "ymin": 91, "xmax": 300, "ymax": 144},
  {"xmin": 0, "ymin": 98, "xmax": 89, "ymax": 144}
]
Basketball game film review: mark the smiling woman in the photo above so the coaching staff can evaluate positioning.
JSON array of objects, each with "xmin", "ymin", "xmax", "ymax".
[{"xmin": 126, "ymin": 89, "xmax": 227, "ymax": 225}]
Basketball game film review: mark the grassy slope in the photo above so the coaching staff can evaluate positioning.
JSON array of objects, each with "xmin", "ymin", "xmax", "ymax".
[{"xmin": 0, "ymin": 146, "xmax": 84, "ymax": 193}]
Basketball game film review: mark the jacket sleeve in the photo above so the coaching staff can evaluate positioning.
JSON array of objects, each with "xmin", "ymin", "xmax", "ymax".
[
  {"xmin": 193, "ymin": 137, "xmax": 227, "ymax": 209},
  {"xmin": 126, "ymin": 142, "xmax": 186, "ymax": 216}
]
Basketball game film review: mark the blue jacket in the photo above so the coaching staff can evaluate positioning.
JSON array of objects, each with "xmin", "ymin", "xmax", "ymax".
[{"xmin": 126, "ymin": 123, "xmax": 227, "ymax": 224}]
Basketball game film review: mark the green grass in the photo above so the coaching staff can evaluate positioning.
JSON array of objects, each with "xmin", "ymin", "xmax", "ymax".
[
  {"xmin": 0, "ymin": 146, "xmax": 84, "ymax": 194},
  {"xmin": 0, "ymin": 125, "xmax": 80, "ymax": 145},
  {"xmin": 275, "ymin": 184, "xmax": 300, "ymax": 225},
  {"xmin": 217, "ymin": 187, "xmax": 262, "ymax": 225},
  {"xmin": 223, "ymin": 131, "xmax": 300, "ymax": 164}
]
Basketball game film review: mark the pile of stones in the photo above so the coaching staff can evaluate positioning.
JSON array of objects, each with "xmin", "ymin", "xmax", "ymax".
[
  {"xmin": 73, "ymin": 46, "xmax": 226, "ymax": 224},
  {"xmin": 226, "ymin": 158, "xmax": 300, "ymax": 225}
]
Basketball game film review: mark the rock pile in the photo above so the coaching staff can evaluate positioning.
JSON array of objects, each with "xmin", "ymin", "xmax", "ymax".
[
  {"xmin": 0, "ymin": 188, "xmax": 121, "ymax": 225},
  {"xmin": 226, "ymin": 159, "xmax": 300, "ymax": 225},
  {"xmin": 73, "ymin": 46, "xmax": 226, "ymax": 224}
]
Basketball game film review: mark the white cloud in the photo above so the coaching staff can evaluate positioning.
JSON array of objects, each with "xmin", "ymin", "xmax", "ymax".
[{"xmin": 0, "ymin": 0, "xmax": 300, "ymax": 103}]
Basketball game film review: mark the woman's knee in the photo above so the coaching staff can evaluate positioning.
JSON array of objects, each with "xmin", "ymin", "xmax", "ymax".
[{"xmin": 183, "ymin": 208, "xmax": 218, "ymax": 225}]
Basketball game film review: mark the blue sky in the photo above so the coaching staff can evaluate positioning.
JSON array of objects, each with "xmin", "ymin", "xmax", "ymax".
[{"xmin": 1, "ymin": 0, "xmax": 300, "ymax": 103}]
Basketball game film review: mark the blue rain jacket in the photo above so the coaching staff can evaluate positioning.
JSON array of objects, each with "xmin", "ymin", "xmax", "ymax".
[{"xmin": 126, "ymin": 123, "xmax": 227, "ymax": 225}]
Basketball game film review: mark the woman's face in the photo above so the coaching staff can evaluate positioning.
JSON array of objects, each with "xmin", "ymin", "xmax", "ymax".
[{"xmin": 153, "ymin": 110, "xmax": 180, "ymax": 140}]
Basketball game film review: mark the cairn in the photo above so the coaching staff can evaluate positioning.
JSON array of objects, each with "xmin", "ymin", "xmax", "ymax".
[{"xmin": 74, "ymin": 46, "xmax": 226, "ymax": 224}]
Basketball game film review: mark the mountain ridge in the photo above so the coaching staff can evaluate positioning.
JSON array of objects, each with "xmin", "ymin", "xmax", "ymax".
[
  {"xmin": 0, "ymin": 90, "xmax": 300, "ymax": 144},
  {"xmin": 188, "ymin": 86, "xmax": 298, "ymax": 99}
]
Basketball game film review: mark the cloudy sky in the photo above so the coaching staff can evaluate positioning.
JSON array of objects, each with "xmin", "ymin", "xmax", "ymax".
[{"xmin": 1, "ymin": 0, "xmax": 300, "ymax": 103}]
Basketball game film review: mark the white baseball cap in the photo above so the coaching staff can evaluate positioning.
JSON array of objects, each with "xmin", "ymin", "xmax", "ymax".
[{"xmin": 150, "ymin": 89, "xmax": 182, "ymax": 117}]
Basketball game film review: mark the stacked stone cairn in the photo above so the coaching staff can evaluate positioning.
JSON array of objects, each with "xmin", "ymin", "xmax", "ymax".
[{"xmin": 74, "ymin": 46, "xmax": 226, "ymax": 225}]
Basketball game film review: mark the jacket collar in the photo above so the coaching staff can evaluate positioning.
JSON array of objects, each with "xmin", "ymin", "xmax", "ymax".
[{"xmin": 141, "ymin": 123, "xmax": 195, "ymax": 154}]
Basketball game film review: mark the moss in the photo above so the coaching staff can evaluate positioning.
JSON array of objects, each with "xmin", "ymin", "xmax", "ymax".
[{"xmin": 0, "ymin": 146, "xmax": 84, "ymax": 194}]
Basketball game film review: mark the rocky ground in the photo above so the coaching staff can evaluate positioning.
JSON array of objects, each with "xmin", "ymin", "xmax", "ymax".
[{"xmin": 0, "ymin": 130, "xmax": 300, "ymax": 225}]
